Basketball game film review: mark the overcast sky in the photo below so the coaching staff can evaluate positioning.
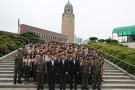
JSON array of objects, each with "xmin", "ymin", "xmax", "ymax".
[{"xmin": 0, "ymin": 0, "xmax": 135, "ymax": 40}]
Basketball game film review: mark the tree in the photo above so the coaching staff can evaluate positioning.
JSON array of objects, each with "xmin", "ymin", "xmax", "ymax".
[
  {"xmin": 20, "ymin": 32, "xmax": 44, "ymax": 44},
  {"xmin": 105, "ymin": 38, "xmax": 112, "ymax": 43},
  {"xmin": 98, "ymin": 39, "xmax": 105, "ymax": 43},
  {"xmin": 112, "ymin": 39, "xmax": 118, "ymax": 44},
  {"xmin": 89, "ymin": 37, "xmax": 98, "ymax": 42}
]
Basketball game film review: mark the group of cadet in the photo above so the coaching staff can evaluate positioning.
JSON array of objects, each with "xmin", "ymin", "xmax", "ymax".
[{"xmin": 14, "ymin": 43, "xmax": 104, "ymax": 90}]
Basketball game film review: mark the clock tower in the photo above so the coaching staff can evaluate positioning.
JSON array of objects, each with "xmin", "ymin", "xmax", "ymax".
[{"xmin": 61, "ymin": 1, "xmax": 74, "ymax": 43}]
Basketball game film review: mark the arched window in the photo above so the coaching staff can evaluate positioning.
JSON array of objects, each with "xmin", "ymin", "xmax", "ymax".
[{"xmin": 65, "ymin": 9, "xmax": 66, "ymax": 14}]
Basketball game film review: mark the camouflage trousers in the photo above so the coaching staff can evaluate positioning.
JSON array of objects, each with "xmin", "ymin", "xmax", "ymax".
[
  {"xmin": 36, "ymin": 72, "xmax": 44, "ymax": 86},
  {"xmin": 82, "ymin": 73, "xmax": 89, "ymax": 88},
  {"xmin": 14, "ymin": 65, "xmax": 23, "ymax": 83},
  {"xmin": 92, "ymin": 74, "xmax": 101, "ymax": 88}
]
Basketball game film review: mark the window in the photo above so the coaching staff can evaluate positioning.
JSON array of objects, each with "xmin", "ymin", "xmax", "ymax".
[
  {"xmin": 65, "ymin": 9, "xmax": 66, "ymax": 14},
  {"xmin": 39, "ymin": 33, "xmax": 40, "ymax": 37}
]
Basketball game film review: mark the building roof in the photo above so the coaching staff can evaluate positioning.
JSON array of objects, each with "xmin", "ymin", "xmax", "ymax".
[
  {"xmin": 113, "ymin": 25, "xmax": 135, "ymax": 36},
  {"xmin": 20, "ymin": 24, "xmax": 68, "ymax": 39},
  {"xmin": 65, "ymin": 1, "xmax": 72, "ymax": 7}
]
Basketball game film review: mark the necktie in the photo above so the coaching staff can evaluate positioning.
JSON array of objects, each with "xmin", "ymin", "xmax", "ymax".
[
  {"xmin": 52, "ymin": 60, "xmax": 54, "ymax": 66},
  {"xmin": 27, "ymin": 59, "xmax": 28, "ymax": 66},
  {"xmin": 63, "ymin": 60, "xmax": 64, "ymax": 65}
]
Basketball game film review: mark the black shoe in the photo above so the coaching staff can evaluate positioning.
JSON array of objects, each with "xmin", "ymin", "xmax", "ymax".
[
  {"xmin": 93, "ymin": 86, "xmax": 96, "ymax": 89},
  {"xmin": 81, "ymin": 86, "xmax": 84, "ymax": 90},
  {"xmin": 37, "ymin": 86, "xmax": 39, "ymax": 90},
  {"xmin": 14, "ymin": 79, "xmax": 16, "ymax": 84},
  {"xmin": 41, "ymin": 85, "xmax": 44, "ymax": 89},
  {"xmin": 98, "ymin": 85, "xmax": 101, "ymax": 90},
  {"xmin": 86, "ymin": 87, "xmax": 89, "ymax": 90},
  {"xmin": 18, "ymin": 80, "xmax": 22, "ymax": 84},
  {"xmin": 14, "ymin": 81, "xmax": 16, "ymax": 84}
]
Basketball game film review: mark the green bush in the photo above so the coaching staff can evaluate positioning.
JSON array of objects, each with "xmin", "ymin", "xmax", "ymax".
[
  {"xmin": 0, "ymin": 45, "xmax": 9, "ymax": 55},
  {"xmin": 87, "ymin": 43, "xmax": 135, "ymax": 74},
  {"xmin": 0, "ymin": 31, "xmax": 44, "ymax": 57}
]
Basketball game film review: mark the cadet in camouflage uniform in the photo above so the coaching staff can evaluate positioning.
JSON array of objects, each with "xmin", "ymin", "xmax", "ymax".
[
  {"xmin": 92, "ymin": 56, "xmax": 103, "ymax": 90},
  {"xmin": 80, "ymin": 57, "xmax": 91, "ymax": 90},
  {"xmin": 99, "ymin": 55, "xmax": 104, "ymax": 85},
  {"xmin": 36, "ymin": 54, "xmax": 46, "ymax": 90},
  {"xmin": 14, "ymin": 49, "xmax": 23, "ymax": 84}
]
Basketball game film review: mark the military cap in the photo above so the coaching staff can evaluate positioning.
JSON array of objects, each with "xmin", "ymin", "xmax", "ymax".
[{"xmin": 18, "ymin": 49, "xmax": 22, "ymax": 52}]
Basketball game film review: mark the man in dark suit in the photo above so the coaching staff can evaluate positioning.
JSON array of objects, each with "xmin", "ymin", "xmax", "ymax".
[
  {"xmin": 47, "ymin": 54, "xmax": 58, "ymax": 90},
  {"xmin": 59, "ymin": 54, "xmax": 68, "ymax": 90},
  {"xmin": 69, "ymin": 54, "xmax": 80, "ymax": 90}
]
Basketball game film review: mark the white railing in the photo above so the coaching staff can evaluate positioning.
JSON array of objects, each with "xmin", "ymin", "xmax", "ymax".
[{"xmin": 105, "ymin": 59, "xmax": 135, "ymax": 79}]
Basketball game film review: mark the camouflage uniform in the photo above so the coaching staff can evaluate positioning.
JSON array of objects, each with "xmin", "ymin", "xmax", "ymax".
[
  {"xmin": 36, "ymin": 58, "xmax": 45, "ymax": 90},
  {"xmin": 88, "ymin": 59, "xmax": 94, "ymax": 85},
  {"xmin": 81, "ymin": 60, "xmax": 90, "ymax": 90},
  {"xmin": 92, "ymin": 59, "xmax": 102, "ymax": 90},
  {"xmin": 14, "ymin": 51, "xmax": 23, "ymax": 84}
]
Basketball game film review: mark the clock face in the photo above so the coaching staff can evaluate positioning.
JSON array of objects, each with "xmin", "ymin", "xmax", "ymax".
[{"xmin": 68, "ymin": 9, "xmax": 70, "ymax": 11}]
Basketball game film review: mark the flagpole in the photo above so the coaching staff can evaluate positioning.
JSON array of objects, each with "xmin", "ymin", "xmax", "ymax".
[{"xmin": 18, "ymin": 19, "xmax": 20, "ymax": 34}]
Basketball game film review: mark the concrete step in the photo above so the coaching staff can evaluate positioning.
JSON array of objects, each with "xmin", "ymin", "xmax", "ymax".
[
  {"xmin": 104, "ymin": 70, "xmax": 121, "ymax": 73},
  {"xmin": 0, "ymin": 63, "xmax": 14, "ymax": 65},
  {"xmin": 103, "ymin": 68, "xmax": 117, "ymax": 70},
  {"xmin": 103, "ymin": 73, "xmax": 126, "ymax": 76},
  {"xmin": 0, "ymin": 74, "xmax": 14, "ymax": 78},
  {"xmin": 0, "ymin": 68, "xmax": 14, "ymax": 71},
  {"xmin": 0, "ymin": 65, "xmax": 14, "ymax": 68},
  {"xmin": 0, "ymin": 71, "xmax": 14, "ymax": 74},
  {"xmin": 0, "ymin": 60, "xmax": 15, "ymax": 63},
  {"xmin": 103, "ymin": 79, "xmax": 135, "ymax": 84},
  {"xmin": 1, "ymin": 59, "xmax": 14, "ymax": 61},
  {"xmin": 0, "ymin": 83, "xmax": 135, "ymax": 89},
  {"xmin": 102, "ymin": 83, "xmax": 135, "ymax": 89},
  {"xmin": 103, "ymin": 76, "xmax": 131, "ymax": 79}
]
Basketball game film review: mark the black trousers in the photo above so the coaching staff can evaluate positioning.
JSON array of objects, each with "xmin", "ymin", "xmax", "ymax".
[
  {"xmin": 70, "ymin": 72, "xmax": 77, "ymax": 89},
  {"xmin": 60, "ymin": 73, "xmax": 66, "ymax": 89},
  {"xmin": 33, "ymin": 65, "xmax": 37, "ymax": 82},
  {"xmin": 24, "ymin": 66, "xmax": 30, "ymax": 82},
  {"xmin": 78, "ymin": 72, "xmax": 82, "ymax": 84},
  {"xmin": 48, "ymin": 71, "xmax": 56, "ymax": 89}
]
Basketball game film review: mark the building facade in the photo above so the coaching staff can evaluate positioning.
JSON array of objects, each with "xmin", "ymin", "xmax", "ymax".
[
  {"xmin": 20, "ymin": 24, "xmax": 68, "ymax": 43},
  {"xmin": 61, "ymin": 1, "xmax": 75, "ymax": 43}
]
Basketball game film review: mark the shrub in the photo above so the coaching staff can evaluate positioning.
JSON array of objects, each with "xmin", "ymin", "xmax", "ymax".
[
  {"xmin": 87, "ymin": 43, "xmax": 135, "ymax": 74},
  {"xmin": 0, "ymin": 45, "xmax": 9, "ymax": 55}
]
